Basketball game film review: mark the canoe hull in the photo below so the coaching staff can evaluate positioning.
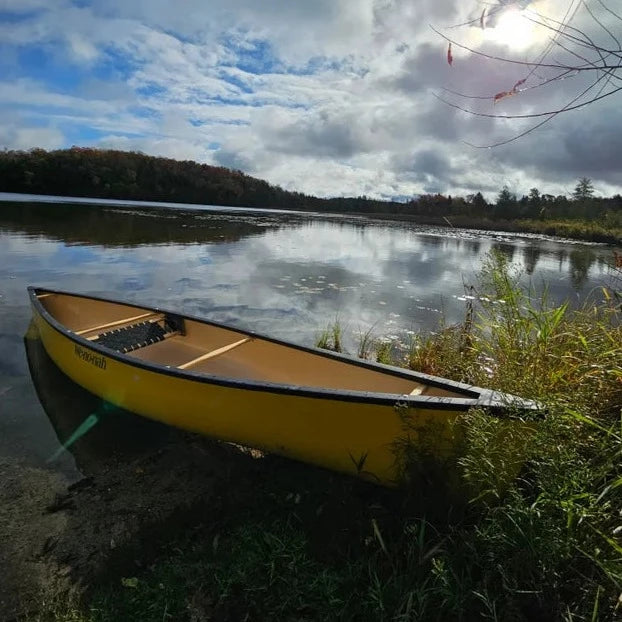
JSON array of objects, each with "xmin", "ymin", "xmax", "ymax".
[{"xmin": 31, "ymin": 302, "xmax": 464, "ymax": 486}]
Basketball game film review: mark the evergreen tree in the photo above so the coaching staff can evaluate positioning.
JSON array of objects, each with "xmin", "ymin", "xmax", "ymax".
[
  {"xmin": 494, "ymin": 186, "xmax": 517, "ymax": 218},
  {"xmin": 573, "ymin": 177, "xmax": 595, "ymax": 201}
]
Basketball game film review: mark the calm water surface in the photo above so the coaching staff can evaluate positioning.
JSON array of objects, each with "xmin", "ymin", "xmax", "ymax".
[{"xmin": 1, "ymin": 196, "xmax": 618, "ymax": 470}]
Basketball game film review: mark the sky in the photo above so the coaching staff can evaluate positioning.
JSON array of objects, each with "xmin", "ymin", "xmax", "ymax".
[{"xmin": 0, "ymin": 0, "xmax": 621, "ymax": 201}]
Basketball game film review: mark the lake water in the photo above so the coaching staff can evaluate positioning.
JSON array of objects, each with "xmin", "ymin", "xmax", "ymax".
[{"xmin": 1, "ymin": 195, "xmax": 619, "ymax": 471}]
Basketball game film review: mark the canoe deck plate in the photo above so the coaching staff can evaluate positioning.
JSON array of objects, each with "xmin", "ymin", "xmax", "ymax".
[{"xmin": 93, "ymin": 320, "xmax": 175, "ymax": 354}]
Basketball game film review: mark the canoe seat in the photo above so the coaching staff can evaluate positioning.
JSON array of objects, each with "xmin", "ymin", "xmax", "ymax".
[{"xmin": 93, "ymin": 320, "xmax": 177, "ymax": 354}]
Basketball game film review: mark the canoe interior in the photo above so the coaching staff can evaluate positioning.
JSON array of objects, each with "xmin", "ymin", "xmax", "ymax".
[{"xmin": 37, "ymin": 291, "xmax": 468, "ymax": 398}]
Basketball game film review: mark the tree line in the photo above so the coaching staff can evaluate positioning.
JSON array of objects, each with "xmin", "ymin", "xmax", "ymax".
[
  {"xmin": 1, "ymin": 148, "xmax": 620, "ymax": 228},
  {"xmin": 0, "ymin": 147, "xmax": 400, "ymax": 214},
  {"xmin": 414, "ymin": 178, "xmax": 621, "ymax": 226}
]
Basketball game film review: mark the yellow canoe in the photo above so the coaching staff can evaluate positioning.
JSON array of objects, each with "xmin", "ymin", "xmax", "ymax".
[{"xmin": 28, "ymin": 287, "xmax": 538, "ymax": 486}]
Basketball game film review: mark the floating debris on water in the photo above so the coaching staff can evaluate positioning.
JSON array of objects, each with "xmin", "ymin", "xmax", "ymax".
[{"xmin": 293, "ymin": 286, "xmax": 324, "ymax": 295}]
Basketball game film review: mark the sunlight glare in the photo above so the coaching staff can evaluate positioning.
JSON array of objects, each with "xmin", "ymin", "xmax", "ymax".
[{"xmin": 483, "ymin": 7, "xmax": 537, "ymax": 51}]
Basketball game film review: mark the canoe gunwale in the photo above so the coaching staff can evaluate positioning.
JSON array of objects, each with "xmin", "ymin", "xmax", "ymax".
[{"xmin": 28, "ymin": 287, "xmax": 541, "ymax": 416}]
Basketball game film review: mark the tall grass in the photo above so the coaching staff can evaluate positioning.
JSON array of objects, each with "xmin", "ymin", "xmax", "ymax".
[
  {"xmin": 318, "ymin": 322, "xmax": 396, "ymax": 365},
  {"xmin": 315, "ymin": 319, "xmax": 344, "ymax": 352},
  {"xmin": 409, "ymin": 251, "xmax": 621, "ymax": 411},
  {"xmin": 319, "ymin": 251, "xmax": 622, "ymax": 619},
  {"xmin": 398, "ymin": 251, "xmax": 622, "ymax": 619},
  {"xmin": 356, "ymin": 324, "xmax": 376, "ymax": 359}
]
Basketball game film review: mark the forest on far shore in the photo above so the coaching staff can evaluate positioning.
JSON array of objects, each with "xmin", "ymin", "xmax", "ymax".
[{"xmin": 1, "ymin": 148, "xmax": 621, "ymax": 236}]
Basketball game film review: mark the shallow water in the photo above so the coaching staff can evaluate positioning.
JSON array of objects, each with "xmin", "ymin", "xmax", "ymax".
[{"xmin": 0, "ymin": 195, "xmax": 618, "ymax": 469}]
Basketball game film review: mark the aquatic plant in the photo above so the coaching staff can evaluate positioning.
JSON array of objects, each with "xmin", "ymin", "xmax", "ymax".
[{"xmin": 314, "ymin": 318, "xmax": 345, "ymax": 353}]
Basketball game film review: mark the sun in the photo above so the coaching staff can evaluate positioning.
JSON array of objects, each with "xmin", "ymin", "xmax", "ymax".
[{"xmin": 483, "ymin": 7, "xmax": 538, "ymax": 51}]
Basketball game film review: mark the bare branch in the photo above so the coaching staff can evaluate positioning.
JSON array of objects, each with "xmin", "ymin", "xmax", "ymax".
[
  {"xmin": 462, "ymin": 71, "xmax": 622, "ymax": 148},
  {"xmin": 524, "ymin": 7, "xmax": 622, "ymax": 60},
  {"xmin": 439, "ymin": 67, "xmax": 579, "ymax": 101},
  {"xmin": 433, "ymin": 1, "xmax": 621, "ymax": 146},
  {"xmin": 595, "ymin": 0, "xmax": 622, "ymax": 24},
  {"xmin": 430, "ymin": 25, "xmax": 621, "ymax": 71},
  {"xmin": 434, "ymin": 81, "xmax": 622, "ymax": 122},
  {"xmin": 584, "ymin": 1, "xmax": 621, "ymax": 49},
  {"xmin": 522, "ymin": 0, "xmax": 582, "ymax": 82}
]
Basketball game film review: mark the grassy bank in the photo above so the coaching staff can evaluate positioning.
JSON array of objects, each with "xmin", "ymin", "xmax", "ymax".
[
  {"xmin": 35, "ymin": 254, "xmax": 621, "ymax": 622},
  {"xmin": 512, "ymin": 218, "xmax": 622, "ymax": 245},
  {"xmin": 360, "ymin": 213, "xmax": 622, "ymax": 245}
]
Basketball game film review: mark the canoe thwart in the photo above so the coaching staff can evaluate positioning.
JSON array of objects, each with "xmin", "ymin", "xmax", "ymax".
[
  {"xmin": 75, "ymin": 312, "xmax": 162, "ymax": 336},
  {"xmin": 178, "ymin": 337, "xmax": 252, "ymax": 370}
]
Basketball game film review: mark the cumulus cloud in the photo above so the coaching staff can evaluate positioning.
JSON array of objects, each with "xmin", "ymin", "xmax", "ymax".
[
  {"xmin": 0, "ymin": 0, "xmax": 620, "ymax": 199},
  {"xmin": 97, "ymin": 134, "xmax": 211, "ymax": 163},
  {"xmin": 0, "ymin": 124, "xmax": 64, "ymax": 150}
]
